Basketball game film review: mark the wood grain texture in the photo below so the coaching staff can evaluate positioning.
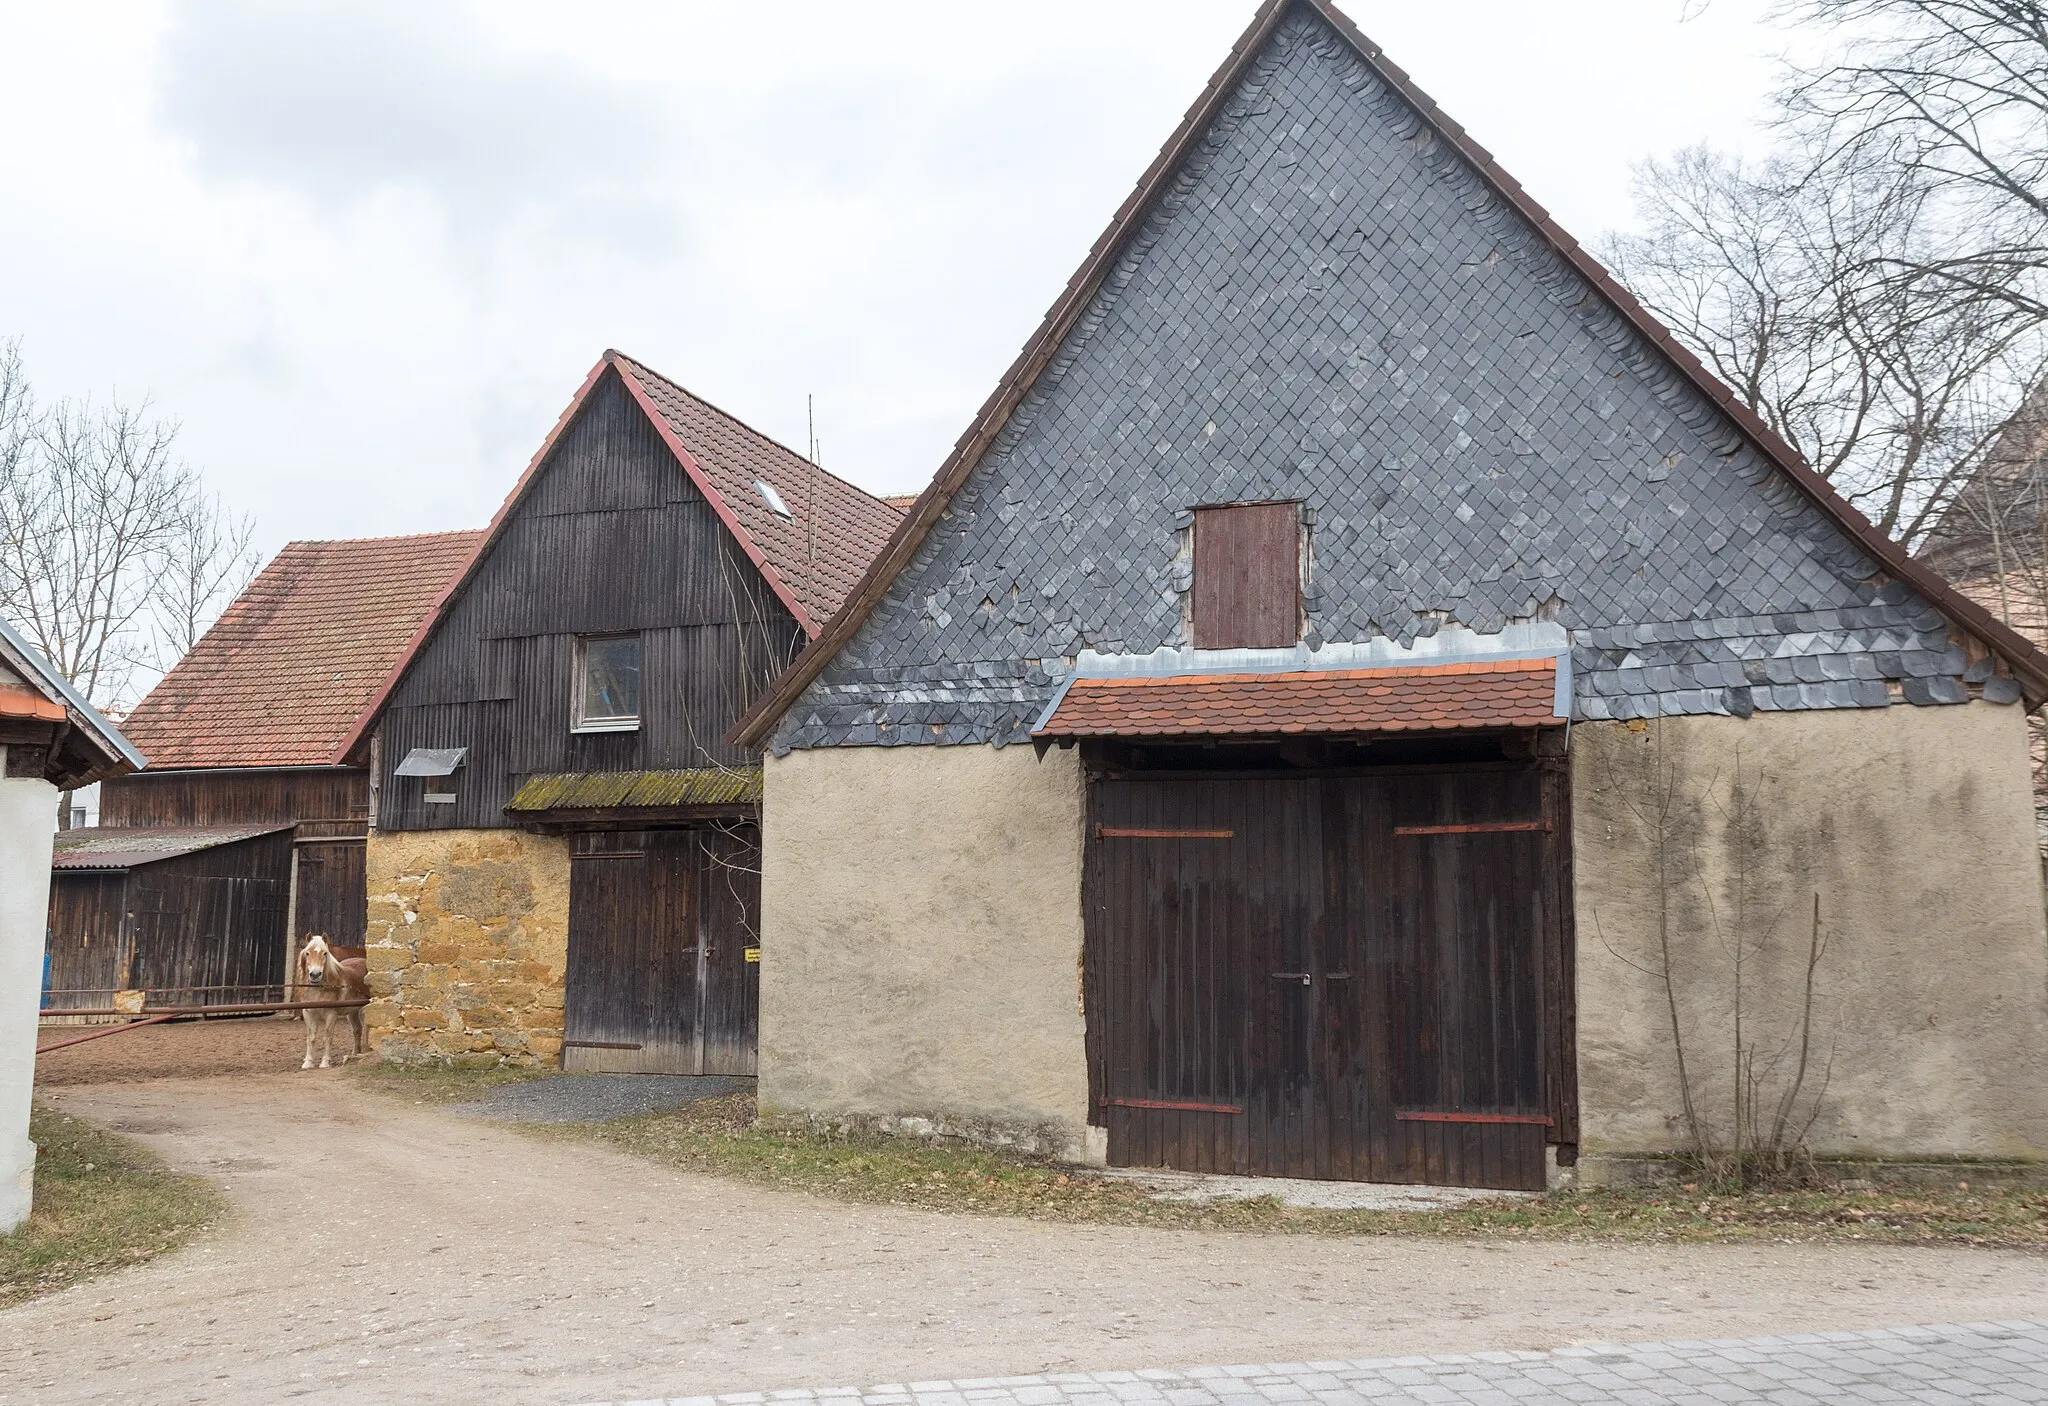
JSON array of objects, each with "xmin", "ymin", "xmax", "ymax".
[
  {"xmin": 1085, "ymin": 763, "xmax": 1568, "ymax": 1190},
  {"xmin": 1191, "ymin": 503, "xmax": 1300, "ymax": 649}
]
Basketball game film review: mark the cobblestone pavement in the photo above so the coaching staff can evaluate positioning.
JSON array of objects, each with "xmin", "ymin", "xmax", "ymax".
[{"xmin": 576, "ymin": 1321, "xmax": 2048, "ymax": 1406}]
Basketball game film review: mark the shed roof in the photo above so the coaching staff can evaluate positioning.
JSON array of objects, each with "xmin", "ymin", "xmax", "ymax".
[
  {"xmin": 1034, "ymin": 660, "xmax": 1562, "ymax": 739},
  {"xmin": 0, "ymin": 615, "xmax": 141, "ymax": 786},
  {"xmin": 336, "ymin": 352, "xmax": 902, "ymax": 764},
  {"xmin": 733, "ymin": 0, "xmax": 2048, "ymax": 748},
  {"xmin": 118, "ymin": 531, "xmax": 482, "ymax": 771},
  {"xmin": 503, "ymin": 768, "xmax": 762, "ymax": 813},
  {"xmin": 51, "ymin": 823, "xmax": 289, "ymax": 871}
]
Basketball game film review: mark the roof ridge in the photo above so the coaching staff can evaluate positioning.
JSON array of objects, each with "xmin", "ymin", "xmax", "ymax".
[
  {"xmin": 606, "ymin": 349, "xmax": 892, "ymax": 507},
  {"xmin": 279, "ymin": 528, "xmax": 488, "ymax": 550}
]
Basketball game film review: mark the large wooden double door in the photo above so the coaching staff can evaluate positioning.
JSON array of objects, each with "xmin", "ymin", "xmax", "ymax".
[
  {"xmin": 563, "ymin": 826, "xmax": 760, "ymax": 1075},
  {"xmin": 1085, "ymin": 766, "xmax": 1572, "ymax": 1191}
]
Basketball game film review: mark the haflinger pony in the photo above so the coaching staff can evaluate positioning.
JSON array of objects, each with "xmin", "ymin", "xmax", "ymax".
[{"xmin": 295, "ymin": 934, "xmax": 369, "ymax": 1070}]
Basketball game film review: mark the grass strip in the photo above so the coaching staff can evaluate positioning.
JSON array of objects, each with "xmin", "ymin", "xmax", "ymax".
[
  {"xmin": 0, "ymin": 1105, "xmax": 225, "ymax": 1309},
  {"xmin": 551, "ymin": 1094, "xmax": 2048, "ymax": 1248}
]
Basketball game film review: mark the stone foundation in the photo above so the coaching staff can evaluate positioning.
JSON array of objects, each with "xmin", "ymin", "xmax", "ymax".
[{"xmin": 364, "ymin": 828, "xmax": 571, "ymax": 1067}]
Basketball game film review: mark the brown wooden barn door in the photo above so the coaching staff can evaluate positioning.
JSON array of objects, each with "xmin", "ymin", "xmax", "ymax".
[
  {"xmin": 1378, "ymin": 769, "xmax": 1550, "ymax": 1191},
  {"xmin": 1089, "ymin": 765, "xmax": 1558, "ymax": 1191},
  {"xmin": 563, "ymin": 827, "xmax": 761, "ymax": 1076},
  {"xmin": 1091, "ymin": 777, "xmax": 1319, "ymax": 1176},
  {"xmin": 294, "ymin": 840, "xmax": 368, "ymax": 947},
  {"xmin": 564, "ymin": 832, "xmax": 698, "ymax": 1073},
  {"xmin": 696, "ymin": 823, "xmax": 761, "ymax": 1076}
]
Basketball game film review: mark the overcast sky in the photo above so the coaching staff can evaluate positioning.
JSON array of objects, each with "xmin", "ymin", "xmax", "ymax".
[{"xmin": 0, "ymin": 0, "xmax": 1795, "ymax": 558}]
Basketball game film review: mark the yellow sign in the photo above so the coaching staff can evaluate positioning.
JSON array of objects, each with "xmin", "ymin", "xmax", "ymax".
[{"xmin": 744, "ymin": 947, "xmax": 761, "ymax": 964}]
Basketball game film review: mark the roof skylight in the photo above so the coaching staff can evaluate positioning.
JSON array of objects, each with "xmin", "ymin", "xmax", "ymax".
[{"xmin": 755, "ymin": 479, "xmax": 793, "ymax": 519}]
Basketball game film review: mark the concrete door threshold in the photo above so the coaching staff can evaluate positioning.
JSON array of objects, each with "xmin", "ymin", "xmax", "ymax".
[{"xmin": 1089, "ymin": 1166, "xmax": 1535, "ymax": 1210}]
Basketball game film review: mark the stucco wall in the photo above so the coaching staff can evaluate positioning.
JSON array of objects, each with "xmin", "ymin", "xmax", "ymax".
[
  {"xmin": 365, "ymin": 828, "xmax": 571, "ymax": 1067},
  {"xmin": 1574, "ymin": 702, "xmax": 2048, "ymax": 1164},
  {"xmin": 0, "ymin": 768, "xmax": 57, "ymax": 1232},
  {"xmin": 759, "ymin": 744, "xmax": 1092, "ymax": 1156}
]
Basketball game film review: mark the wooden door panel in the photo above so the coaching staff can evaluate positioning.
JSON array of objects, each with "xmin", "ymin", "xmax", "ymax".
[
  {"xmin": 698, "ymin": 824, "xmax": 761, "ymax": 1076},
  {"xmin": 1380, "ymin": 770, "xmax": 1549, "ymax": 1191},
  {"xmin": 564, "ymin": 827, "xmax": 762, "ymax": 1076},
  {"xmin": 564, "ymin": 833, "xmax": 697, "ymax": 1074},
  {"xmin": 1089, "ymin": 763, "xmax": 1559, "ymax": 1192},
  {"xmin": 295, "ymin": 841, "xmax": 368, "ymax": 946}
]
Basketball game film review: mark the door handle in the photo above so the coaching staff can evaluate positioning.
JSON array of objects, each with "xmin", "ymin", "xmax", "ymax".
[
  {"xmin": 1324, "ymin": 971, "xmax": 1352, "ymax": 980},
  {"xmin": 1272, "ymin": 972, "xmax": 1311, "ymax": 985}
]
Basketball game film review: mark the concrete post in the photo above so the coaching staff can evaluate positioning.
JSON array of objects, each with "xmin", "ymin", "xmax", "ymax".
[{"xmin": 0, "ymin": 753, "xmax": 58, "ymax": 1233}]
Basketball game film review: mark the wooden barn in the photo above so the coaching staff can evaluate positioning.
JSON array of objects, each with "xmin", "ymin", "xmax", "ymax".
[
  {"xmin": 735, "ymin": 0, "xmax": 2048, "ymax": 1191},
  {"xmin": 44, "ymin": 825, "xmax": 291, "ymax": 1010},
  {"xmin": 340, "ymin": 349, "xmax": 900, "ymax": 1073},
  {"xmin": 44, "ymin": 531, "xmax": 480, "ymax": 1009}
]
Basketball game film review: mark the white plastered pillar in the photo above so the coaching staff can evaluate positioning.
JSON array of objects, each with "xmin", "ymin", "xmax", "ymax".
[{"xmin": 0, "ymin": 750, "xmax": 57, "ymax": 1232}]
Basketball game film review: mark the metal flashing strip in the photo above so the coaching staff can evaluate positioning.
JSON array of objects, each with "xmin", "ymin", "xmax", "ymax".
[
  {"xmin": 1031, "ymin": 625, "xmax": 1574, "ymax": 736},
  {"xmin": 0, "ymin": 614, "xmax": 145, "ymax": 769},
  {"xmin": 394, "ymin": 746, "xmax": 468, "ymax": 778}
]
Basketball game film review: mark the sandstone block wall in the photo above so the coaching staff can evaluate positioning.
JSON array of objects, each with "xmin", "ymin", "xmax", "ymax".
[
  {"xmin": 364, "ymin": 828, "xmax": 572, "ymax": 1067},
  {"xmin": 1573, "ymin": 701, "xmax": 2048, "ymax": 1165}
]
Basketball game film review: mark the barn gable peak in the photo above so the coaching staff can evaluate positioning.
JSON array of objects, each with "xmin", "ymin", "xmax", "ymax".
[{"xmin": 738, "ymin": 0, "xmax": 2048, "ymax": 750}]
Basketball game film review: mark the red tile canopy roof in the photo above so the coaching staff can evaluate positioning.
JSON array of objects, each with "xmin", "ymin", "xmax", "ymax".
[
  {"xmin": 119, "ymin": 531, "xmax": 483, "ymax": 770},
  {"xmin": 1033, "ymin": 658, "xmax": 1562, "ymax": 739}
]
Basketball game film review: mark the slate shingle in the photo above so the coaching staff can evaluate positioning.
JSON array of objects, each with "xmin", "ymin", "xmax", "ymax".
[{"xmin": 770, "ymin": 6, "xmax": 2006, "ymax": 752}]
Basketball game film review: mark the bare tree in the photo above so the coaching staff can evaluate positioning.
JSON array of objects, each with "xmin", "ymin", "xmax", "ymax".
[
  {"xmin": 153, "ymin": 489, "xmax": 257, "ymax": 660},
  {"xmin": 1605, "ymin": 142, "xmax": 2047, "ymax": 545},
  {"xmin": 0, "ymin": 340, "xmax": 258, "ymax": 710},
  {"xmin": 1780, "ymin": 0, "xmax": 2048, "ymax": 323}
]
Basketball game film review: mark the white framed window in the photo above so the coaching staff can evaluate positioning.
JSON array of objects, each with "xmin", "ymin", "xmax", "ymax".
[{"xmin": 573, "ymin": 634, "xmax": 642, "ymax": 733}]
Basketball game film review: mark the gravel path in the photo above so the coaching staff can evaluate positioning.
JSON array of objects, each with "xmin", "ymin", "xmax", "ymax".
[
  {"xmin": 450, "ymin": 1074, "xmax": 754, "ymax": 1123},
  {"xmin": 8, "ymin": 1075, "xmax": 2048, "ymax": 1406}
]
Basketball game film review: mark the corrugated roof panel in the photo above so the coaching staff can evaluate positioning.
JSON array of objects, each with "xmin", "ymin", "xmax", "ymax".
[{"xmin": 51, "ymin": 824, "xmax": 291, "ymax": 870}]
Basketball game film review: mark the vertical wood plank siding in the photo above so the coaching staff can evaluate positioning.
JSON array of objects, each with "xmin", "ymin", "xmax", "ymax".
[
  {"xmin": 1085, "ymin": 763, "xmax": 1569, "ymax": 1192},
  {"xmin": 377, "ymin": 371, "xmax": 802, "ymax": 831},
  {"xmin": 293, "ymin": 839, "xmax": 368, "ymax": 946},
  {"xmin": 99, "ymin": 768, "xmax": 368, "ymax": 827},
  {"xmin": 1192, "ymin": 502, "xmax": 1301, "ymax": 649},
  {"xmin": 42, "ymin": 831, "xmax": 293, "ymax": 1009},
  {"xmin": 561, "ymin": 826, "xmax": 760, "ymax": 1075}
]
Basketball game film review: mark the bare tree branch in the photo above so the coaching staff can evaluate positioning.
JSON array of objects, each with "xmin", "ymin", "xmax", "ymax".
[{"xmin": 0, "ymin": 340, "xmax": 259, "ymax": 710}]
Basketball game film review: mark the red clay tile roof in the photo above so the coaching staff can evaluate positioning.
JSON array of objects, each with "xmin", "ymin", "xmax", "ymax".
[
  {"xmin": 0, "ymin": 684, "xmax": 66, "ymax": 722},
  {"xmin": 883, "ymin": 494, "xmax": 920, "ymax": 511},
  {"xmin": 1033, "ymin": 659, "xmax": 1561, "ymax": 738},
  {"xmin": 119, "ymin": 531, "xmax": 483, "ymax": 769},
  {"xmin": 610, "ymin": 353, "xmax": 904, "ymax": 632}
]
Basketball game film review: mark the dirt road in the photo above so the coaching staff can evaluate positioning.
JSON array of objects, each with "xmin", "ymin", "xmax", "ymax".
[{"xmin": 6, "ymin": 1075, "xmax": 2047, "ymax": 1406}]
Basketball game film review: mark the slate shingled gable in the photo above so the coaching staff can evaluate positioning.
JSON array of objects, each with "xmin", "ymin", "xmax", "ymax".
[{"xmin": 749, "ymin": 0, "xmax": 2042, "ymax": 754}]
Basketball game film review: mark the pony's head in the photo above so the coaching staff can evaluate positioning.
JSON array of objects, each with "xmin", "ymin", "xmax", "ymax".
[{"xmin": 298, "ymin": 934, "xmax": 336, "ymax": 986}]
